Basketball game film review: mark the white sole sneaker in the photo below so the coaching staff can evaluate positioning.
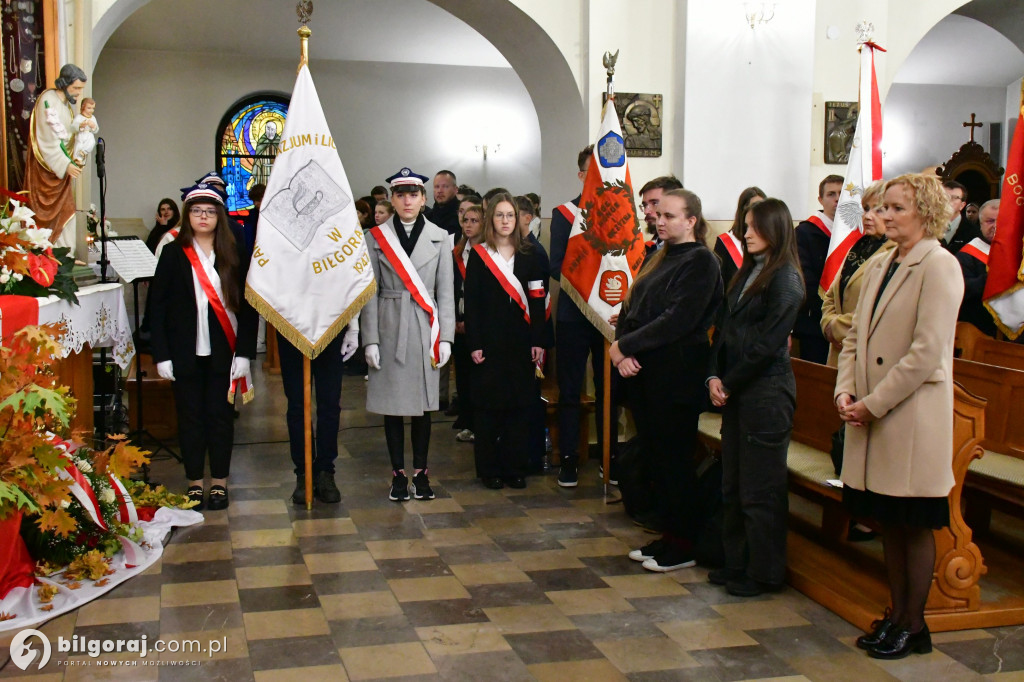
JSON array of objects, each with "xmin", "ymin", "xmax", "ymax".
[
  {"xmin": 628, "ymin": 548, "xmax": 654, "ymax": 562},
  {"xmin": 642, "ymin": 557, "xmax": 697, "ymax": 572}
]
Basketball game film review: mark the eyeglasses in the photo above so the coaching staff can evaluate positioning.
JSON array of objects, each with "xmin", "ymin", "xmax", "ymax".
[{"xmin": 189, "ymin": 207, "xmax": 218, "ymax": 217}]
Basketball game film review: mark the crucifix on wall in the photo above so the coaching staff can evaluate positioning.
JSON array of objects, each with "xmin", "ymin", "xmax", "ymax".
[{"xmin": 963, "ymin": 113, "xmax": 983, "ymax": 143}]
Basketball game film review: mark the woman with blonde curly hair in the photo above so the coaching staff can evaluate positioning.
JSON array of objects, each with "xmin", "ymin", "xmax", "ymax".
[
  {"xmin": 820, "ymin": 181, "xmax": 894, "ymax": 368},
  {"xmin": 835, "ymin": 173, "xmax": 963, "ymax": 659}
]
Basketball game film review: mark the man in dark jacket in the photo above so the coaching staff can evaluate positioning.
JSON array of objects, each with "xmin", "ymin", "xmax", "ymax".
[
  {"xmin": 426, "ymin": 170, "xmax": 460, "ymax": 236},
  {"xmin": 794, "ymin": 174, "xmax": 842, "ymax": 364},
  {"xmin": 956, "ymin": 199, "xmax": 998, "ymax": 337},
  {"xmin": 942, "ymin": 180, "xmax": 980, "ymax": 254}
]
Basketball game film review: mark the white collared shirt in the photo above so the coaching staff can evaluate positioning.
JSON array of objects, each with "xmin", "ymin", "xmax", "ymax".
[{"xmin": 190, "ymin": 243, "xmax": 235, "ymax": 356}]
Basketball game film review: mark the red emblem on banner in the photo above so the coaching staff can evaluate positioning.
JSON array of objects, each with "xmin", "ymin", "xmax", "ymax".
[{"xmin": 599, "ymin": 270, "xmax": 628, "ymax": 305}]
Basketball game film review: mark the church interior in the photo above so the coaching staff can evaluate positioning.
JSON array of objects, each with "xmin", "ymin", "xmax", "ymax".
[{"xmin": 2, "ymin": 0, "xmax": 1024, "ymax": 679}]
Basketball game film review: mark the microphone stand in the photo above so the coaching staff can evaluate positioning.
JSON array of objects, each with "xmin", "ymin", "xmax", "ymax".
[{"xmin": 94, "ymin": 138, "xmax": 113, "ymax": 439}]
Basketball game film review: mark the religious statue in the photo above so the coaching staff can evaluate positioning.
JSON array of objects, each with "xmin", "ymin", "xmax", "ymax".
[
  {"xmin": 24, "ymin": 63, "xmax": 88, "ymax": 253},
  {"xmin": 251, "ymin": 120, "xmax": 282, "ymax": 189},
  {"xmin": 71, "ymin": 97, "xmax": 99, "ymax": 166}
]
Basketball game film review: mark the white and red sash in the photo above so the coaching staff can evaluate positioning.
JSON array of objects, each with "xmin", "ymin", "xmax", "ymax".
[
  {"xmin": 555, "ymin": 201, "xmax": 578, "ymax": 225},
  {"xmin": 717, "ymin": 232, "xmax": 744, "ymax": 268},
  {"xmin": 155, "ymin": 228, "xmax": 179, "ymax": 260},
  {"xmin": 474, "ymin": 244, "xmax": 530, "ymax": 324},
  {"xmin": 453, "ymin": 243, "xmax": 468, "ymax": 280},
  {"xmin": 959, "ymin": 238, "xmax": 990, "ymax": 265},
  {"xmin": 370, "ymin": 224, "xmax": 442, "ymax": 365},
  {"xmin": 806, "ymin": 213, "xmax": 833, "ymax": 238},
  {"xmin": 182, "ymin": 245, "xmax": 254, "ymax": 404}
]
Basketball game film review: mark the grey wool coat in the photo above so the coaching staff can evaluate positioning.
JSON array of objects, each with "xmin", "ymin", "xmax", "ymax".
[{"xmin": 360, "ymin": 216, "xmax": 455, "ymax": 416}]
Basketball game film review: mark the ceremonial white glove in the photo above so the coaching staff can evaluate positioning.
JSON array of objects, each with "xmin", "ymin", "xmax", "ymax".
[
  {"xmin": 341, "ymin": 327, "xmax": 360, "ymax": 362},
  {"xmin": 365, "ymin": 343, "xmax": 381, "ymax": 370},
  {"xmin": 437, "ymin": 341, "xmax": 452, "ymax": 368},
  {"xmin": 156, "ymin": 360, "xmax": 175, "ymax": 381},
  {"xmin": 230, "ymin": 356, "xmax": 250, "ymax": 381}
]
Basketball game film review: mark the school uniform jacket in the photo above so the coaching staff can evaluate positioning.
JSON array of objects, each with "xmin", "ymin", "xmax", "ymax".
[
  {"xmin": 463, "ymin": 245, "xmax": 547, "ymax": 408},
  {"xmin": 149, "ymin": 225, "xmax": 257, "ymax": 376},
  {"xmin": 360, "ymin": 215, "xmax": 455, "ymax": 416}
]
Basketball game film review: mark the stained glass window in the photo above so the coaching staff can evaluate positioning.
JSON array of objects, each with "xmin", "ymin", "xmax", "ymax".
[{"xmin": 216, "ymin": 93, "xmax": 289, "ymax": 216}]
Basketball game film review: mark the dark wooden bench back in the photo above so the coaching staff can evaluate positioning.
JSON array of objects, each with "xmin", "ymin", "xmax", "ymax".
[
  {"xmin": 953, "ymin": 358, "xmax": 1024, "ymax": 459},
  {"xmin": 790, "ymin": 358, "xmax": 843, "ymax": 453},
  {"xmin": 956, "ymin": 322, "xmax": 1024, "ymax": 372}
]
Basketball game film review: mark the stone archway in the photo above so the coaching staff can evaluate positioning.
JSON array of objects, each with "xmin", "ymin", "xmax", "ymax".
[{"xmin": 92, "ymin": 0, "xmax": 585, "ymax": 205}]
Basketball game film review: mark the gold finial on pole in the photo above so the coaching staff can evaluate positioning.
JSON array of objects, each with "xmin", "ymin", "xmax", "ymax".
[{"xmin": 297, "ymin": 0, "xmax": 313, "ymax": 72}]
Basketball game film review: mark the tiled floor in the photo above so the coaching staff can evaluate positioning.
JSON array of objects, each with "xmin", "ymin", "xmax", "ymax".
[{"xmin": 2, "ymin": 362, "xmax": 1023, "ymax": 681}]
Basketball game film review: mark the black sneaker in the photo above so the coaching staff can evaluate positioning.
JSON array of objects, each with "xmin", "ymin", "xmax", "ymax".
[
  {"xmin": 725, "ymin": 575, "xmax": 783, "ymax": 597},
  {"xmin": 707, "ymin": 567, "xmax": 743, "ymax": 585},
  {"xmin": 291, "ymin": 475, "xmax": 306, "ymax": 505},
  {"xmin": 411, "ymin": 470, "xmax": 435, "ymax": 500},
  {"xmin": 642, "ymin": 544, "xmax": 696, "ymax": 572},
  {"xmin": 389, "ymin": 471, "xmax": 410, "ymax": 502},
  {"xmin": 557, "ymin": 465, "xmax": 578, "ymax": 488},
  {"xmin": 597, "ymin": 462, "xmax": 619, "ymax": 486},
  {"xmin": 315, "ymin": 471, "xmax": 341, "ymax": 504},
  {"xmin": 628, "ymin": 538, "xmax": 666, "ymax": 562}
]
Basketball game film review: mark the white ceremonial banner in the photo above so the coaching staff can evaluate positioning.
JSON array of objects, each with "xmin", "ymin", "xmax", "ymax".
[{"xmin": 245, "ymin": 64, "xmax": 376, "ymax": 358}]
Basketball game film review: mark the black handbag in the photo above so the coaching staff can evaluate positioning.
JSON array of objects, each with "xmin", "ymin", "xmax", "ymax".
[{"xmin": 830, "ymin": 424, "xmax": 845, "ymax": 477}]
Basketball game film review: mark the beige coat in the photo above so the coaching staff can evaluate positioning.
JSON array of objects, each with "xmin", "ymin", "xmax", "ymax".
[
  {"xmin": 835, "ymin": 238, "xmax": 964, "ymax": 498},
  {"xmin": 820, "ymin": 240, "xmax": 896, "ymax": 367}
]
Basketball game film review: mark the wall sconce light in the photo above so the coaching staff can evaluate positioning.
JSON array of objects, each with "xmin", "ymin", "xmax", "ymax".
[
  {"xmin": 744, "ymin": 2, "xmax": 775, "ymax": 30},
  {"xmin": 475, "ymin": 143, "xmax": 501, "ymax": 161}
]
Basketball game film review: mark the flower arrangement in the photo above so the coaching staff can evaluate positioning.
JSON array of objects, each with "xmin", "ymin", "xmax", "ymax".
[
  {"xmin": 84, "ymin": 204, "xmax": 117, "ymax": 239},
  {"xmin": 0, "ymin": 192, "xmax": 78, "ymax": 303},
  {"xmin": 1, "ymin": 325, "xmax": 149, "ymax": 567}
]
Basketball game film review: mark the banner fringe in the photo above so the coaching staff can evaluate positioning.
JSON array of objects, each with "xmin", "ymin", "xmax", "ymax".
[
  {"xmin": 984, "ymin": 282, "xmax": 1024, "ymax": 341},
  {"xmin": 559, "ymin": 277, "xmax": 616, "ymax": 343},
  {"xmin": 245, "ymin": 281, "xmax": 377, "ymax": 359}
]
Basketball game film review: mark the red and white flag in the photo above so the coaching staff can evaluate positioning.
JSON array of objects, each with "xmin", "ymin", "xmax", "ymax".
[
  {"xmin": 245, "ymin": 64, "xmax": 376, "ymax": 358},
  {"xmin": 984, "ymin": 84, "xmax": 1024, "ymax": 340},
  {"xmin": 820, "ymin": 40, "xmax": 885, "ymax": 295},
  {"xmin": 560, "ymin": 102, "xmax": 645, "ymax": 341}
]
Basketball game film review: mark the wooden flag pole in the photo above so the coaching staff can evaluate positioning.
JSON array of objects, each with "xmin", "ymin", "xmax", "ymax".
[
  {"xmin": 303, "ymin": 355, "xmax": 313, "ymax": 509},
  {"xmin": 602, "ymin": 339, "xmax": 611, "ymax": 498}
]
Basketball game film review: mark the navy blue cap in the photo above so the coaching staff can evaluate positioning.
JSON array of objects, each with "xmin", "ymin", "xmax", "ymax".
[
  {"xmin": 194, "ymin": 171, "xmax": 226, "ymax": 188},
  {"xmin": 385, "ymin": 167, "xmax": 429, "ymax": 191}
]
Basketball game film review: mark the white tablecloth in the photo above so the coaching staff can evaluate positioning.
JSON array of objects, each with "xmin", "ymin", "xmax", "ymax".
[{"xmin": 37, "ymin": 282, "xmax": 135, "ymax": 369}]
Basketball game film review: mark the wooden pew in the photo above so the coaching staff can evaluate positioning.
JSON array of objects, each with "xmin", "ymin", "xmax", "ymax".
[
  {"xmin": 956, "ymin": 321, "xmax": 1024, "ymax": 372},
  {"xmin": 952, "ymin": 358, "xmax": 1024, "ymax": 529},
  {"xmin": 125, "ymin": 353, "xmax": 178, "ymax": 440}
]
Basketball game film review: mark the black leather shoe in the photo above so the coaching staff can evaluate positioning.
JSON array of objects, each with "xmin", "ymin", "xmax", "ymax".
[
  {"xmin": 315, "ymin": 471, "xmax": 341, "ymax": 504},
  {"xmin": 482, "ymin": 477, "xmax": 504, "ymax": 489},
  {"xmin": 503, "ymin": 476, "xmax": 526, "ymax": 489},
  {"xmin": 707, "ymin": 568, "xmax": 743, "ymax": 586},
  {"xmin": 856, "ymin": 610, "xmax": 895, "ymax": 650},
  {"xmin": 186, "ymin": 485, "xmax": 204, "ymax": 511},
  {"xmin": 291, "ymin": 475, "xmax": 306, "ymax": 505},
  {"xmin": 867, "ymin": 625, "xmax": 932, "ymax": 659},
  {"xmin": 206, "ymin": 485, "xmax": 229, "ymax": 511},
  {"xmin": 726, "ymin": 575, "xmax": 784, "ymax": 597}
]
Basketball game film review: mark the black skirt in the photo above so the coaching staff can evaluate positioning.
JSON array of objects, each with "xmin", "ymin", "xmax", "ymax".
[{"xmin": 843, "ymin": 486, "xmax": 949, "ymax": 530}]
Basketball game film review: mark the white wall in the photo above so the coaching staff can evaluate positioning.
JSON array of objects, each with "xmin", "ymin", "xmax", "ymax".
[
  {"xmin": 682, "ymin": 0, "xmax": 816, "ymax": 220},
  {"xmin": 91, "ymin": 50, "xmax": 541, "ymax": 223},
  {"xmin": 1007, "ymin": 78, "xmax": 1022, "ymax": 165},
  {"xmin": 883, "ymin": 83, "xmax": 1008, "ymax": 177}
]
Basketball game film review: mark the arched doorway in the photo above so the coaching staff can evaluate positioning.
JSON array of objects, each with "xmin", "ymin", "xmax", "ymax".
[{"xmin": 92, "ymin": 0, "xmax": 585, "ymax": 210}]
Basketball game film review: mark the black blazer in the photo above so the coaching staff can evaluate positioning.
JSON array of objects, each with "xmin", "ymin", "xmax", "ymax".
[
  {"xmin": 794, "ymin": 220, "xmax": 829, "ymax": 336},
  {"xmin": 149, "ymin": 225, "xmax": 257, "ymax": 376},
  {"xmin": 464, "ymin": 245, "xmax": 547, "ymax": 407},
  {"xmin": 709, "ymin": 262, "xmax": 803, "ymax": 395}
]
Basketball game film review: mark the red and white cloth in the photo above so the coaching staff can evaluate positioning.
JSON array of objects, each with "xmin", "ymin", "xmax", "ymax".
[{"xmin": 820, "ymin": 40, "xmax": 885, "ymax": 296}]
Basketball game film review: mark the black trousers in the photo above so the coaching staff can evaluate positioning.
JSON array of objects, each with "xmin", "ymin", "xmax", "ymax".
[
  {"xmin": 629, "ymin": 378, "xmax": 701, "ymax": 546},
  {"xmin": 794, "ymin": 331, "xmax": 829, "ymax": 365},
  {"xmin": 720, "ymin": 372, "xmax": 795, "ymax": 584},
  {"xmin": 172, "ymin": 356, "xmax": 234, "ymax": 481},
  {"xmin": 278, "ymin": 331, "xmax": 343, "ymax": 475},
  {"xmin": 453, "ymin": 333, "xmax": 474, "ymax": 431},
  {"xmin": 474, "ymin": 406, "xmax": 528, "ymax": 479},
  {"xmin": 555, "ymin": 320, "xmax": 619, "ymax": 465}
]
